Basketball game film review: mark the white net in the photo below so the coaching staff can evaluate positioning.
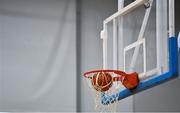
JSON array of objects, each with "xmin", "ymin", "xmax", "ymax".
[{"xmin": 84, "ymin": 72, "xmax": 125, "ymax": 112}]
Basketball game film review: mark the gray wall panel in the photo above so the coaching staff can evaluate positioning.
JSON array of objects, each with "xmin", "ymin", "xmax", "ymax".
[{"xmin": 0, "ymin": 0, "xmax": 76, "ymax": 111}]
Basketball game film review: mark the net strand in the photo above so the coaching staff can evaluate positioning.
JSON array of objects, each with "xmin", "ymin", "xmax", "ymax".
[{"xmin": 84, "ymin": 72, "xmax": 125, "ymax": 112}]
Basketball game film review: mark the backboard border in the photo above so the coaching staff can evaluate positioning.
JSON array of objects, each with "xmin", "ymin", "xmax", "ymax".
[{"xmin": 101, "ymin": 37, "xmax": 178, "ymax": 105}]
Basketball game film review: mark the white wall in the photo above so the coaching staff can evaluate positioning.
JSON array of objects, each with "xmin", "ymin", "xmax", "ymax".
[{"xmin": 0, "ymin": 0, "xmax": 76, "ymax": 111}]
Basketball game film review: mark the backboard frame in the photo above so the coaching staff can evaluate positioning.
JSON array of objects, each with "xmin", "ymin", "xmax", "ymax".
[
  {"xmin": 100, "ymin": 0, "xmax": 178, "ymax": 105},
  {"xmin": 101, "ymin": 37, "xmax": 178, "ymax": 105}
]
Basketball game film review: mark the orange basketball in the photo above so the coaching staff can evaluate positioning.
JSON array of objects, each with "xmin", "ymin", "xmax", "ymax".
[{"xmin": 91, "ymin": 72, "xmax": 112, "ymax": 92}]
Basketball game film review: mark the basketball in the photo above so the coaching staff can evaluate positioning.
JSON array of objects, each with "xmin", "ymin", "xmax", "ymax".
[{"xmin": 91, "ymin": 72, "xmax": 112, "ymax": 92}]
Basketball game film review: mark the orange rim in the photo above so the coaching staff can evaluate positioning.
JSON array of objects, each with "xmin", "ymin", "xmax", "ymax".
[{"xmin": 83, "ymin": 69, "xmax": 128, "ymax": 79}]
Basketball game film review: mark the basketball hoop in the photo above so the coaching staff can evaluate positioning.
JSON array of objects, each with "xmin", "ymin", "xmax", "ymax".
[{"xmin": 82, "ymin": 69, "xmax": 139, "ymax": 112}]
